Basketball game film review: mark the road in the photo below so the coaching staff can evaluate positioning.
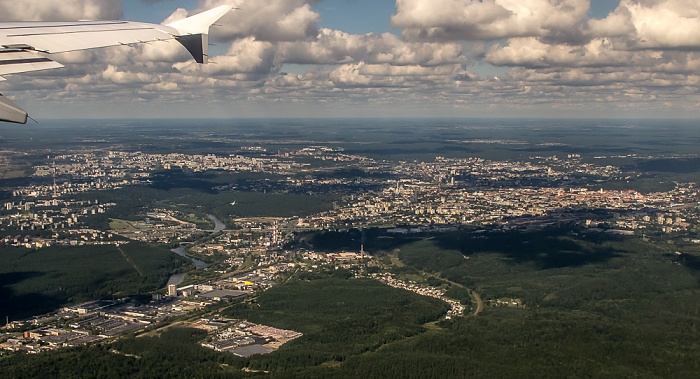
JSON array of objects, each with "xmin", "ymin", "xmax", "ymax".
[
  {"xmin": 435, "ymin": 275, "xmax": 484, "ymax": 317},
  {"xmin": 472, "ymin": 290, "xmax": 484, "ymax": 316}
]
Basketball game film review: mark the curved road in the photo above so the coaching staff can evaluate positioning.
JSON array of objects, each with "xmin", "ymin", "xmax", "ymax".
[
  {"xmin": 472, "ymin": 290, "xmax": 484, "ymax": 316},
  {"xmin": 439, "ymin": 276, "xmax": 484, "ymax": 317}
]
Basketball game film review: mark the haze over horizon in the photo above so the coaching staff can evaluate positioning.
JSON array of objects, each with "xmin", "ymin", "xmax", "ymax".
[{"xmin": 1, "ymin": 0, "xmax": 699, "ymax": 120}]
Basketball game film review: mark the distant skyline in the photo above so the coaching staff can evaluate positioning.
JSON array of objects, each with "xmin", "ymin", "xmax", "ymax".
[{"xmin": 1, "ymin": 0, "xmax": 700, "ymax": 120}]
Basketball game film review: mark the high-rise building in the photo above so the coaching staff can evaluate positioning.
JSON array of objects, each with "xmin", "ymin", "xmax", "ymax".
[{"xmin": 168, "ymin": 284, "xmax": 178, "ymax": 297}]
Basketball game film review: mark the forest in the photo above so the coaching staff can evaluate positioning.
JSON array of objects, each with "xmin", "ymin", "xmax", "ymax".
[
  {"xmin": 225, "ymin": 278, "xmax": 449, "ymax": 373},
  {"xmin": 0, "ymin": 242, "xmax": 187, "ymax": 320},
  {"xmin": 278, "ymin": 227, "xmax": 700, "ymax": 377},
  {"xmin": 3, "ymin": 227, "xmax": 700, "ymax": 377}
]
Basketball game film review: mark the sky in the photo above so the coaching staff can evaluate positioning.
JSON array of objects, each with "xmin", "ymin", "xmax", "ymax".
[{"xmin": 2, "ymin": 0, "xmax": 700, "ymax": 120}]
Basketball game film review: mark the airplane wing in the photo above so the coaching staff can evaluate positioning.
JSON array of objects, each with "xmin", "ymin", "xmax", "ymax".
[{"xmin": 0, "ymin": 5, "xmax": 233, "ymax": 124}]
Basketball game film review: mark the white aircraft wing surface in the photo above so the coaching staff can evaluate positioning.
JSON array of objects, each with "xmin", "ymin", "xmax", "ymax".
[
  {"xmin": 0, "ymin": 5, "xmax": 232, "ymax": 124},
  {"xmin": 0, "ymin": 49, "xmax": 64, "ymax": 76}
]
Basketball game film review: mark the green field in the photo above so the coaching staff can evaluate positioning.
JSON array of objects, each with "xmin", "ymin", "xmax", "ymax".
[{"xmin": 0, "ymin": 243, "xmax": 188, "ymax": 320}]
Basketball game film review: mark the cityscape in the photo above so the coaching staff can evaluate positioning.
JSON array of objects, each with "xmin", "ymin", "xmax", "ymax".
[
  {"xmin": 1, "ymin": 119, "xmax": 699, "ymax": 377},
  {"xmin": 3, "ymin": 145, "xmax": 697, "ymax": 250}
]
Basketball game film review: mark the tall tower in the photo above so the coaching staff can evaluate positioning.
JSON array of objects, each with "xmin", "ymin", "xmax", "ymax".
[
  {"xmin": 168, "ymin": 284, "xmax": 178, "ymax": 297},
  {"xmin": 51, "ymin": 158, "xmax": 58, "ymax": 198},
  {"xmin": 272, "ymin": 221, "xmax": 279, "ymax": 245}
]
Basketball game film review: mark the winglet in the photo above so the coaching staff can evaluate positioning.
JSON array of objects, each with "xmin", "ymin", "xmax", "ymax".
[
  {"xmin": 166, "ymin": 5, "xmax": 233, "ymax": 64},
  {"xmin": 166, "ymin": 5, "xmax": 233, "ymax": 36}
]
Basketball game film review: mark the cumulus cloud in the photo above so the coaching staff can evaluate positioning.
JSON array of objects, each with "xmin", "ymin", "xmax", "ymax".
[
  {"xmin": 209, "ymin": 37, "xmax": 275, "ymax": 74},
  {"xmin": 390, "ymin": 0, "xmax": 700, "ymax": 51},
  {"xmin": 589, "ymin": 0, "xmax": 700, "ymax": 50},
  {"xmin": 392, "ymin": 0, "xmax": 590, "ymax": 42},
  {"xmin": 101, "ymin": 65, "xmax": 156, "ymax": 85},
  {"xmin": 178, "ymin": 37, "xmax": 278, "ymax": 75},
  {"xmin": 0, "ymin": 0, "xmax": 122, "ymax": 21},
  {"xmin": 136, "ymin": 40, "xmax": 191, "ymax": 63},
  {"xmin": 477, "ymin": 0, "xmax": 700, "ymax": 95},
  {"xmin": 329, "ymin": 62, "xmax": 463, "ymax": 88},
  {"xmin": 654, "ymin": 52, "xmax": 700, "ymax": 74},
  {"xmin": 195, "ymin": 0, "xmax": 320, "ymax": 42},
  {"xmin": 486, "ymin": 37, "xmax": 634, "ymax": 68},
  {"xmin": 276, "ymin": 29, "xmax": 465, "ymax": 66}
]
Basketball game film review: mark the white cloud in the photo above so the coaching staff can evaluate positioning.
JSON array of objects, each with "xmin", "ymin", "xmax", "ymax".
[
  {"xmin": 486, "ymin": 37, "xmax": 633, "ymax": 68},
  {"xmin": 277, "ymin": 29, "xmax": 466, "ymax": 67},
  {"xmin": 0, "ymin": 0, "xmax": 122, "ymax": 21},
  {"xmin": 589, "ymin": 0, "xmax": 700, "ymax": 49},
  {"xmin": 390, "ymin": 0, "xmax": 700, "ymax": 51},
  {"xmin": 276, "ymin": 29, "xmax": 370, "ymax": 65},
  {"xmin": 101, "ymin": 65, "xmax": 156, "ymax": 85},
  {"xmin": 196, "ymin": 0, "xmax": 319, "ymax": 42},
  {"xmin": 177, "ymin": 37, "xmax": 277, "ymax": 76},
  {"xmin": 143, "ymin": 82, "xmax": 178, "ymax": 92},
  {"xmin": 655, "ymin": 53, "xmax": 700, "ymax": 74},
  {"xmin": 392, "ymin": 0, "xmax": 590, "ymax": 41},
  {"xmin": 329, "ymin": 62, "xmax": 464, "ymax": 88}
]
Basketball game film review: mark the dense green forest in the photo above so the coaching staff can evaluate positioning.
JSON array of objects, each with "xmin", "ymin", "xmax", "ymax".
[
  {"xmin": 282, "ymin": 227, "xmax": 700, "ymax": 377},
  {"xmin": 394, "ymin": 228, "xmax": 700, "ymax": 308},
  {"xmin": 3, "ymin": 228, "xmax": 700, "ymax": 377},
  {"xmin": 170, "ymin": 191, "xmax": 339, "ymax": 226},
  {"xmin": 263, "ymin": 229, "xmax": 700, "ymax": 377},
  {"xmin": 225, "ymin": 278, "xmax": 449, "ymax": 374},
  {"xmin": 0, "ymin": 243, "xmax": 187, "ymax": 320}
]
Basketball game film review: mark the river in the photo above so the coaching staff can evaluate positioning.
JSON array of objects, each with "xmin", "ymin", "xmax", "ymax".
[
  {"xmin": 166, "ymin": 214, "xmax": 225, "ymax": 286},
  {"xmin": 207, "ymin": 213, "xmax": 226, "ymax": 233}
]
